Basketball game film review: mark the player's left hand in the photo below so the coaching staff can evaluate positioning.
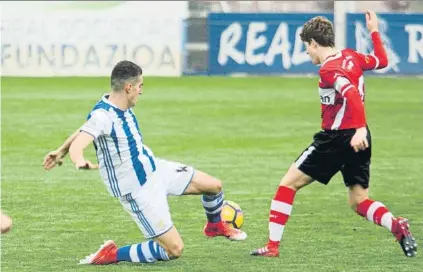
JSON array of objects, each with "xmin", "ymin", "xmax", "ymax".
[
  {"xmin": 365, "ymin": 10, "xmax": 379, "ymax": 33},
  {"xmin": 43, "ymin": 150, "xmax": 65, "ymax": 170},
  {"xmin": 350, "ymin": 127, "xmax": 369, "ymax": 152}
]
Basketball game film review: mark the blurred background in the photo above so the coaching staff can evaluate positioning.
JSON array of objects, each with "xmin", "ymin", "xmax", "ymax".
[
  {"xmin": 189, "ymin": 0, "xmax": 422, "ymax": 13},
  {"xmin": 1, "ymin": 0, "xmax": 422, "ymax": 77},
  {"xmin": 185, "ymin": 0, "xmax": 423, "ymax": 75}
]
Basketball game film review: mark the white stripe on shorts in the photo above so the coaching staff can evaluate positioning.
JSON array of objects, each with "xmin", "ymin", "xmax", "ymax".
[{"xmin": 295, "ymin": 146, "xmax": 316, "ymax": 168}]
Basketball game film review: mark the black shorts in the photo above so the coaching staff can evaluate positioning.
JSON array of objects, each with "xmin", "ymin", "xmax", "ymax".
[{"xmin": 295, "ymin": 127, "xmax": 372, "ymax": 189}]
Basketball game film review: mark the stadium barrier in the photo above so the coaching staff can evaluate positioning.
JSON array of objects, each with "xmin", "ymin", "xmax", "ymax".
[
  {"xmin": 2, "ymin": 4, "xmax": 422, "ymax": 77},
  {"xmin": 1, "ymin": 1, "xmax": 187, "ymax": 77},
  {"xmin": 207, "ymin": 13, "xmax": 423, "ymax": 75}
]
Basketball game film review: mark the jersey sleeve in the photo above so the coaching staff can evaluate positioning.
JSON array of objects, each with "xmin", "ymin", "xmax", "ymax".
[
  {"xmin": 320, "ymin": 68, "xmax": 367, "ymax": 128},
  {"xmin": 354, "ymin": 32, "xmax": 388, "ymax": 71},
  {"xmin": 319, "ymin": 67, "xmax": 342, "ymax": 87},
  {"xmin": 80, "ymin": 110, "xmax": 113, "ymax": 139},
  {"xmin": 320, "ymin": 68, "xmax": 356, "ymax": 96}
]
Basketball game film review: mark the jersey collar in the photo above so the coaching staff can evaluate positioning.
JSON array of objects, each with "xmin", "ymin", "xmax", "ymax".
[
  {"xmin": 101, "ymin": 94, "xmax": 127, "ymax": 113},
  {"xmin": 322, "ymin": 51, "xmax": 342, "ymax": 66}
]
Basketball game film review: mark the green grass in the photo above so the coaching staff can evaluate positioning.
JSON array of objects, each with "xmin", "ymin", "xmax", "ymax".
[{"xmin": 1, "ymin": 76, "xmax": 422, "ymax": 272}]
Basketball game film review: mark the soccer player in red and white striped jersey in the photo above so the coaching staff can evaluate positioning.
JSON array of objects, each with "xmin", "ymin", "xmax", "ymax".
[{"xmin": 251, "ymin": 10, "xmax": 417, "ymax": 258}]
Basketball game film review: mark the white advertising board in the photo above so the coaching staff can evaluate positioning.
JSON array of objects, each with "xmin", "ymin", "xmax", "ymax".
[{"xmin": 1, "ymin": 1, "xmax": 187, "ymax": 76}]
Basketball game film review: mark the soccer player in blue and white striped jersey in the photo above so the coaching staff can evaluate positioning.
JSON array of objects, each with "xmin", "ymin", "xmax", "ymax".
[{"xmin": 43, "ymin": 61, "xmax": 247, "ymax": 265}]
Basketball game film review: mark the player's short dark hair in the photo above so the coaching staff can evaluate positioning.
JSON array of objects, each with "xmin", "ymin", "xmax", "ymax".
[
  {"xmin": 110, "ymin": 60, "xmax": 143, "ymax": 92},
  {"xmin": 300, "ymin": 16, "xmax": 335, "ymax": 47}
]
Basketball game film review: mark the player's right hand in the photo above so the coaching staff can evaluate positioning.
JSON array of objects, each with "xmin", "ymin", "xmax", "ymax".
[
  {"xmin": 43, "ymin": 150, "xmax": 65, "ymax": 170},
  {"xmin": 350, "ymin": 127, "xmax": 369, "ymax": 153},
  {"xmin": 365, "ymin": 10, "xmax": 379, "ymax": 33}
]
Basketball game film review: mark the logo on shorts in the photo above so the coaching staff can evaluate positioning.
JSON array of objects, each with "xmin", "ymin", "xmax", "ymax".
[{"xmin": 176, "ymin": 166, "xmax": 188, "ymax": 173}]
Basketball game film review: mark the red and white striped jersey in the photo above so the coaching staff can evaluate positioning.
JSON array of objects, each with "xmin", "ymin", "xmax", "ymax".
[{"xmin": 317, "ymin": 32, "xmax": 388, "ymax": 130}]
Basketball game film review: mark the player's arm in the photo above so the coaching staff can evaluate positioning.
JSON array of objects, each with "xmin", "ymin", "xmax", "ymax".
[
  {"xmin": 355, "ymin": 32, "xmax": 388, "ymax": 71},
  {"xmin": 332, "ymin": 74, "xmax": 369, "ymax": 152},
  {"xmin": 334, "ymin": 76, "xmax": 366, "ymax": 126},
  {"xmin": 321, "ymin": 69, "xmax": 368, "ymax": 152},
  {"xmin": 69, "ymin": 132, "xmax": 98, "ymax": 170},
  {"xmin": 69, "ymin": 110, "xmax": 112, "ymax": 170},
  {"xmin": 43, "ymin": 127, "xmax": 84, "ymax": 170},
  {"xmin": 356, "ymin": 10, "xmax": 388, "ymax": 71}
]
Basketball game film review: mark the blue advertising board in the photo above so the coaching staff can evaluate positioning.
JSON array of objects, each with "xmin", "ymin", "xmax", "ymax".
[
  {"xmin": 208, "ymin": 13, "xmax": 333, "ymax": 75},
  {"xmin": 346, "ymin": 13, "xmax": 423, "ymax": 75}
]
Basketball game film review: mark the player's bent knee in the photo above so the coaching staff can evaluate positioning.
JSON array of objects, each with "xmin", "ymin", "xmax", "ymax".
[
  {"xmin": 155, "ymin": 226, "xmax": 184, "ymax": 259},
  {"xmin": 213, "ymin": 179, "xmax": 223, "ymax": 194},
  {"xmin": 186, "ymin": 171, "xmax": 222, "ymax": 195},
  {"xmin": 201, "ymin": 174, "xmax": 222, "ymax": 194},
  {"xmin": 167, "ymin": 242, "xmax": 184, "ymax": 258}
]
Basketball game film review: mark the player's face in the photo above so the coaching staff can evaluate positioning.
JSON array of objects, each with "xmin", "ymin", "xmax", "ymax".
[
  {"xmin": 127, "ymin": 75, "xmax": 144, "ymax": 108},
  {"xmin": 305, "ymin": 41, "xmax": 320, "ymax": 65}
]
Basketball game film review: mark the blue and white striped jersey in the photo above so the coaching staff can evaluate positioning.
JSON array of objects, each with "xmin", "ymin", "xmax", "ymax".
[{"xmin": 80, "ymin": 94, "xmax": 156, "ymax": 197}]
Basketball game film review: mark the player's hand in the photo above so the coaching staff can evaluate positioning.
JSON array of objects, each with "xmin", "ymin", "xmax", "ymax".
[
  {"xmin": 350, "ymin": 127, "xmax": 369, "ymax": 153},
  {"xmin": 75, "ymin": 160, "xmax": 99, "ymax": 170},
  {"xmin": 1, "ymin": 211, "xmax": 12, "ymax": 234},
  {"xmin": 43, "ymin": 150, "xmax": 66, "ymax": 170},
  {"xmin": 365, "ymin": 10, "xmax": 379, "ymax": 33}
]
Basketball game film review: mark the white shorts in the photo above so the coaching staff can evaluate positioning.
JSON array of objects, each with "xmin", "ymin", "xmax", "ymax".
[{"xmin": 119, "ymin": 158, "xmax": 194, "ymax": 239}]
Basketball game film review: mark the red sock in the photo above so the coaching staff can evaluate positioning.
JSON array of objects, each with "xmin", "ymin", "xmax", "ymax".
[
  {"xmin": 356, "ymin": 199, "xmax": 394, "ymax": 231},
  {"xmin": 268, "ymin": 186, "xmax": 296, "ymax": 248}
]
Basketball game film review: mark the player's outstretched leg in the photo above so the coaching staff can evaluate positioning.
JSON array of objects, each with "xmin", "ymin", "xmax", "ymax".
[
  {"xmin": 250, "ymin": 164, "xmax": 313, "ymax": 257},
  {"xmin": 79, "ymin": 240, "xmax": 171, "ymax": 265},
  {"xmin": 202, "ymin": 192, "xmax": 246, "ymax": 241},
  {"xmin": 182, "ymin": 170, "xmax": 247, "ymax": 241},
  {"xmin": 355, "ymin": 198, "xmax": 417, "ymax": 257}
]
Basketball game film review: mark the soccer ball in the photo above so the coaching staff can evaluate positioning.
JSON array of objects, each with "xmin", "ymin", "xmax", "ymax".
[{"xmin": 221, "ymin": 200, "xmax": 244, "ymax": 229}]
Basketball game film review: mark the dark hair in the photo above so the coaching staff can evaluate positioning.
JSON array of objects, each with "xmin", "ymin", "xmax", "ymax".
[
  {"xmin": 300, "ymin": 16, "xmax": 335, "ymax": 47},
  {"xmin": 110, "ymin": 60, "xmax": 143, "ymax": 92}
]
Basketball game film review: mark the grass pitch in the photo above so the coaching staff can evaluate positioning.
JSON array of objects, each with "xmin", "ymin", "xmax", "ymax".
[{"xmin": 1, "ymin": 76, "xmax": 422, "ymax": 272}]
